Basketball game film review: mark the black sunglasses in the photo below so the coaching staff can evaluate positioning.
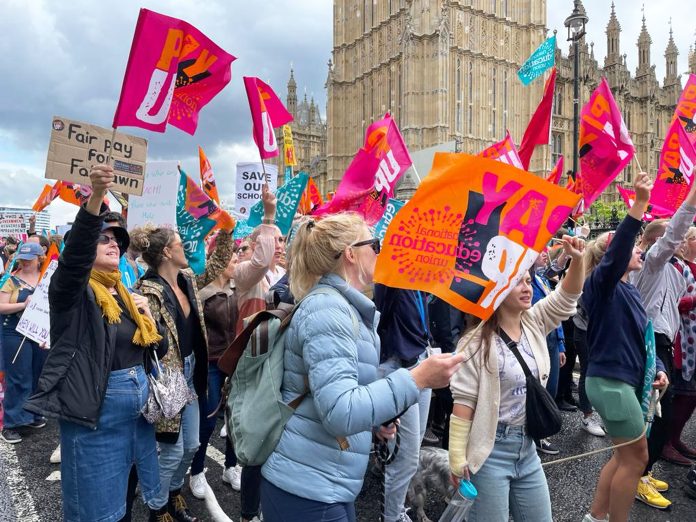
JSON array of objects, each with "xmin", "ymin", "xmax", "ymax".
[
  {"xmin": 239, "ymin": 245, "xmax": 250, "ymax": 253},
  {"xmin": 98, "ymin": 234, "xmax": 123, "ymax": 248},
  {"xmin": 334, "ymin": 238, "xmax": 381, "ymax": 259}
]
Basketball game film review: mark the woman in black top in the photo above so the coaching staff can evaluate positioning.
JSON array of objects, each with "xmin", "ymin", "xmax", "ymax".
[{"xmin": 26, "ymin": 165, "xmax": 167, "ymax": 522}]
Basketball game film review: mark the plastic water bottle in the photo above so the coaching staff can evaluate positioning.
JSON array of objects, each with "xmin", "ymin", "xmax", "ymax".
[{"xmin": 438, "ymin": 479, "xmax": 477, "ymax": 522}]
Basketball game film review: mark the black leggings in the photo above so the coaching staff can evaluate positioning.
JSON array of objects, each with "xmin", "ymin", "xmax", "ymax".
[{"xmin": 645, "ymin": 334, "xmax": 675, "ymax": 474}]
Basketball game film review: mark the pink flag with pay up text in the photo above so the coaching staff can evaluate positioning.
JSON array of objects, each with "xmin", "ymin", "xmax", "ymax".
[
  {"xmin": 113, "ymin": 8, "xmax": 236, "ymax": 135},
  {"xmin": 651, "ymin": 119, "xmax": 696, "ymax": 214},
  {"xmin": 243, "ymin": 77, "xmax": 293, "ymax": 160},
  {"xmin": 578, "ymin": 77, "xmax": 635, "ymax": 207},
  {"xmin": 313, "ymin": 114, "xmax": 412, "ymax": 225},
  {"xmin": 479, "ymin": 131, "xmax": 524, "ymax": 169}
]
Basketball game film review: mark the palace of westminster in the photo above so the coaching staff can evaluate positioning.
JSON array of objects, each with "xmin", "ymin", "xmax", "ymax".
[{"xmin": 274, "ymin": 0, "xmax": 696, "ymax": 203}]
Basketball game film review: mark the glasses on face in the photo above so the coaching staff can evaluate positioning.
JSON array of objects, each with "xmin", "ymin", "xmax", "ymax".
[
  {"xmin": 334, "ymin": 238, "xmax": 381, "ymax": 259},
  {"xmin": 239, "ymin": 245, "xmax": 250, "ymax": 253},
  {"xmin": 98, "ymin": 234, "xmax": 122, "ymax": 248}
]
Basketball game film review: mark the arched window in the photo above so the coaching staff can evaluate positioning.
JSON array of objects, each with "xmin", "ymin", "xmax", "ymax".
[
  {"xmin": 491, "ymin": 68, "xmax": 497, "ymax": 137},
  {"xmin": 467, "ymin": 62, "xmax": 474, "ymax": 134},
  {"xmin": 456, "ymin": 58, "xmax": 463, "ymax": 133}
]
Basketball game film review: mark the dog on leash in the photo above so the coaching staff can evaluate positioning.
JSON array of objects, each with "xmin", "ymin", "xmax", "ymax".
[{"xmin": 407, "ymin": 446, "xmax": 455, "ymax": 522}]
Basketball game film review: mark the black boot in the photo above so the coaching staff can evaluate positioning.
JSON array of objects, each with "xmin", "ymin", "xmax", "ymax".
[
  {"xmin": 169, "ymin": 489, "xmax": 199, "ymax": 522},
  {"xmin": 148, "ymin": 505, "xmax": 174, "ymax": 522}
]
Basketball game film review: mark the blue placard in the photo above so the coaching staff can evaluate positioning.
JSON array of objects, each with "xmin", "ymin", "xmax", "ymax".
[{"xmin": 517, "ymin": 35, "xmax": 556, "ymax": 86}]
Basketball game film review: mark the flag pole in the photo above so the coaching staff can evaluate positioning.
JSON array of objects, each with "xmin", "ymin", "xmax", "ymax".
[
  {"xmin": 11, "ymin": 337, "xmax": 27, "ymax": 365},
  {"xmin": 106, "ymin": 127, "xmax": 118, "ymax": 164}
]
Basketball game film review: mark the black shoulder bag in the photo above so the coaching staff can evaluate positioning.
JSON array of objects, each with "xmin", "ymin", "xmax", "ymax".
[{"xmin": 498, "ymin": 329, "xmax": 562, "ymax": 440}]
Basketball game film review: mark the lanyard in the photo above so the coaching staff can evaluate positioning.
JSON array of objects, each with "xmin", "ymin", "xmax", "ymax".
[{"xmin": 413, "ymin": 291, "xmax": 427, "ymax": 338}]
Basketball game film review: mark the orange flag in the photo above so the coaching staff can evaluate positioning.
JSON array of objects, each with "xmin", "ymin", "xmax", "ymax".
[
  {"xmin": 32, "ymin": 184, "xmax": 56, "ymax": 212},
  {"xmin": 199, "ymin": 146, "xmax": 220, "ymax": 204},
  {"xmin": 299, "ymin": 177, "xmax": 323, "ymax": 214},
  {"xmin": 374, "ymin": 153, "xmax": 580, "ymax": 320},
  {"xmin": 40, "ymin": 243, "xmax": 60, "ymax": 279},
  {"xmin": 545, "ymin": 155, "xmax": 564, "ymax": 185}
]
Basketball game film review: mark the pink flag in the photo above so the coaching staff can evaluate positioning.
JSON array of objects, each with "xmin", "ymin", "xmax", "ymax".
[
  {"xmin": 672, "ymin": 74, "xmax": 696, "ymax": 149},
  {"xmin": 519, "ymin": 67, "xmax": 556, "ymax": 170},
  {"xmin": 243, "ymin": 77, "xmax": 293, "ymax": 159},
  {"xmin": 545, "ymin": 155, "xmax": 564, "ymax": 185},
  {"xmin": 479, "ymin": 131, "xmax": 524, "ymax": 169},
  {"xmin": 313, "ymin": 114, "xmax": 412, "ymax": 225},
  {"xmin": 618, "ymin": 185, "xmax": 671, "ymax": 221},
  {"xmin": 113, "ymin": 8, "xmax": 236, "ymax": 135},
  {"xmin": 651, "ymin": 119, "xmax": 696, "ymax": 213},
  {"xmin": 578, "ymin": 77, "xmax": 634, "ymax": 207}
]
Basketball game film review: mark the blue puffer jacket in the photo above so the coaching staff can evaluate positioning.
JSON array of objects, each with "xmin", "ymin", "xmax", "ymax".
[{"xmin": 262, "ymin": 274, "xmax": 420, "ymax": 503}]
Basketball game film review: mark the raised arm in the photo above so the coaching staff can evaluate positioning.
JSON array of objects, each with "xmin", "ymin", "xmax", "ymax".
[
  {"xmin": 49, "ymin": 166, "xmax": 112, "ymax": 313},
  {"xmin": 643, "ymin": 172, "xmax": 696, "ymax": 271},
  {"xmin": 196, "ymin": 231, "xmax": 234, "ymax": 289}
]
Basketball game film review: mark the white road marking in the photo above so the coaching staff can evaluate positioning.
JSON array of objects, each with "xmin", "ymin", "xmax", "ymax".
[
  {"xmin": 206, "ymin": 445, "xmax": 227, "ymax": 468},
  {"xmin": 45, "ymin": 470, "xmax": 61, "ymax": 481},
  {"xmin": 0, "ymin": 441, "xmax": 41, "ymax": 521}
]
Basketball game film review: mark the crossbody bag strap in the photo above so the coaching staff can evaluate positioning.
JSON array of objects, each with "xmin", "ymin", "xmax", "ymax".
[{"xmin": 497, "ymin": 329, "xmax": 534, "ymax": 380}]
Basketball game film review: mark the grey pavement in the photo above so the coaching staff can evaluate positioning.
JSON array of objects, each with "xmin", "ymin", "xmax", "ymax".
[{"xmin": 1, "ymin": 404, "xmax": 695, "ymax": 521}]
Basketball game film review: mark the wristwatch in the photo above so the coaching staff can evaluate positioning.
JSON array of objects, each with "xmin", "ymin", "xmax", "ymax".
[{"xmin": 262, "ymin": 218, "xmax": 274, "ymax": 225}]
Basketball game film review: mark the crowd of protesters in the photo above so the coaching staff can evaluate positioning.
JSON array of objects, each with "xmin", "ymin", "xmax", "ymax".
[{"xmin": 0, "ymin": 164, "xmax": 695, "ymax": 522}]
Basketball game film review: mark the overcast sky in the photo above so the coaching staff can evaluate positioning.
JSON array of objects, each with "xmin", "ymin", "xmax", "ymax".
[{"xmin": 0, "ymin": 0, "xmax": 692, "ymax": 226}]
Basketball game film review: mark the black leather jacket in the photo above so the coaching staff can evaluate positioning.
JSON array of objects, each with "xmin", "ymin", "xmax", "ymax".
[{"xmin": 26, "ymin": 207, "xmax": 167, "ymax": 428}]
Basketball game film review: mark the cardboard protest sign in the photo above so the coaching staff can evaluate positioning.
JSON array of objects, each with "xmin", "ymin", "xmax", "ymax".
[
  {"xmin": 374, "ymin": 154, "xmax": 580, "ymax": 320},
  {"xmin": 16, "ymin": 260, "xmax": 58, "ymax": 348},
  {"xmin": 0, "ymin": 215, "xmax": 26, "ymax": 240},
  {"xmin": 235, "ymin": 162, "xmax": 278, "ymax": 217},
  {"xmin": 127, "ymin": 161, "xmax": 179, "ymax": 229},
  {"xmin": 45, "ymin": 116, "xmax": 148, "ymax": 195}
]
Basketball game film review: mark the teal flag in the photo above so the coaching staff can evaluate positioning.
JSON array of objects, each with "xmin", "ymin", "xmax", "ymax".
[
  {"xmin": 517, "ymin": 35, "xmax": 556, "ymax": 86},
  {"xmin": 373, "ymin": 199, "xmax": 405, "ymax": 242},
  {"xmin": 641, "ymin": 320, "xmax": 658, "ymax": 436},
  {"xmin": 233, "ymin": 219, "xmax": 255, "ymax": 240},
  {"xmin": 176, "ymin": 169, "xmax": 235, "ymax": 275},
  {"xmin": 247, "ymin": 173, "xmax": 308, "ymax": 235},
  {"xmin": 285, "ymin": 166, "xmax": 293, "ymax": 180}
]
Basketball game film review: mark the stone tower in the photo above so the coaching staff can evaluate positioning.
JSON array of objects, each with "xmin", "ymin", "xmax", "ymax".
[
  {"xmin": 326, "ymin": 0, "xmax": 548, "ymax": 191},
  {"xmin": 287, "ymin": 69, "xmax": 297, "ymax": 119}
]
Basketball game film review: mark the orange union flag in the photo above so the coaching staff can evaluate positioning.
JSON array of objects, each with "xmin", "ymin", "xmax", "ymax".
[{"xmin": 374, "ymin": 154, "xmax": 580, "ymax": 320}]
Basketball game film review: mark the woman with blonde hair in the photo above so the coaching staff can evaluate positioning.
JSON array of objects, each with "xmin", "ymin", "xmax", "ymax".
[
  {"xmin": 583, "ymin": 172, "xmax": 669, "ymax": 522},
  {"xmin": 260, "ymin": 213, "xmax": 464, "ymax": 522},
  {"xmin": 662, "ymin": 226, "xmax": 696, "ymax": 462},
  {"xmin": 448, "ymin": 234, "xmax": 586, "ymax": 521},
  {"xmin": 0, "ymin": 242, "xmax": 47, "ymax": 444}
]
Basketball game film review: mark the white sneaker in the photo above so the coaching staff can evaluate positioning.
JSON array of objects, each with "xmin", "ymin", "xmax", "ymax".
[
  {"xmin": 581, "ymin": 415, "xmax": 606, "ymax": 437},
  {"xmin": 223, "ymin": 464, "xmax": 242, "ymax": 491},
  {"xmin": 189, "ymin": 471, "xmax": 209, "ymax": 500},
  {"xmin": 49, "ymin": 444, "xmax": 61, "ymax": 464},
  {"xmin": 220, "ymin": 424, "xmax": 227, "ymax": 438}
]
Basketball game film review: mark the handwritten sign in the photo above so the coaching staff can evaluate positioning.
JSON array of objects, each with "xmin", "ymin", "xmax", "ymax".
[
  {"xmin": 45, "ymin": 116, "xmax": 148, "ymax": 195},
  {"xmin": 235, "ymin": 162, "xmax": 278, "ymax": 217},
  {"xmin": 16, "ymin": 260, "xmax": 58, "ymax": 347},
  {"xmin": 127, "ymin": 161, "xmax": 179, "ymax": 229}
]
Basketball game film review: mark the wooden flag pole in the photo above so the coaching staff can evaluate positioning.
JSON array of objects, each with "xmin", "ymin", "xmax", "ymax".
[{"xmin": 106, "ymin": 127, "xmax": 118, "ymax": 164}]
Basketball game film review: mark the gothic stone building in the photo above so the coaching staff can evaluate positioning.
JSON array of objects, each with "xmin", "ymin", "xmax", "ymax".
[
  {"xmin": 274, "ymin": 70, "xmax": 328, "ymax": 188},
  {"xmin": 324, "ymin": 0, "xmax": 696, "ymax": 202}
]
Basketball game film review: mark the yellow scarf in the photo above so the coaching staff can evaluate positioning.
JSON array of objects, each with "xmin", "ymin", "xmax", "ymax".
[{"xmin": 88, "ymin": 270, "xmax": 163, "ymax": 347}]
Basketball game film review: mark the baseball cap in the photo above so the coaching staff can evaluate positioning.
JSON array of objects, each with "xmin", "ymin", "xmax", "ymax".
[{"xmin": 16, "ymin": 242, "xmax": 44, "ymax": 260}]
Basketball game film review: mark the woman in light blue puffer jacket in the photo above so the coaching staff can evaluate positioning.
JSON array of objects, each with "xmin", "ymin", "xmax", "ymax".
[{"xmin": 261, "ymin": 213, "xmax": 464, "ymax": 522}]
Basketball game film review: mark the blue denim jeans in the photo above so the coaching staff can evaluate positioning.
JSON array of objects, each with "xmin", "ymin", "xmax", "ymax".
[
  {"xmin": 1, "ymin": 322, "xmax": 46, "ymax": 428},
  {"xmin": 190, "ymin": 362, "xmax": 236, "ymax": 475},
  {"xmin": 469, "ymin": 424, "xmax": 552, "ymax": 522},
  {"xmin": 148, "ymin": 354, "xmax": 200, "ymax": 510},
  {"xmin": 260, "ymin": 476, "xmax": 356, "ymax": 522},
  {"xmin": 60, "ymin": 366, "xmax": 159, "ymax": 522},
  {"xmin": 379, "ymin": 355, "xmax": 432, "ymax": 522}
]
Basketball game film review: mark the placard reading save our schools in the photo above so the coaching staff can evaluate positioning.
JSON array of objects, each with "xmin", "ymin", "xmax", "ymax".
[
  {"xmin": 45, "ymin": 116, "xmax": 148, "ymax": 195},
  {"xmin": 235, "ymin": 162, "xmax": 278, "ymax": 217}
]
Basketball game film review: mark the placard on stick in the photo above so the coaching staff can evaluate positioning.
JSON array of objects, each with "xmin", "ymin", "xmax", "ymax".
[{"xmin": 45, "ymin": 116, "xmax": 148, "ymax": 195}]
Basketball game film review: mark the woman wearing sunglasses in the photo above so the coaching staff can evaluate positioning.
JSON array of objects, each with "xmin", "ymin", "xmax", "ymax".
[
  {"xmin": 25, "ymin": 165, "xmax": 167, "ymax": 522},
  {"xmin": 260, "ymin": 213, "xmax": 464, "ymax": 522}
]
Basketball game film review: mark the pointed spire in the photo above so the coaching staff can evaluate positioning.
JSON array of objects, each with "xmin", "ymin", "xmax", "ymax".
[
  {"xmin": 288, "ymin": 68, "xmax": 296, "ymax": 88},
  {"xmin": 638, "ymin": 5, "xmax": 651, "ymax": 45},
  {"xmin": 605, "ymin": 1, "xmax": 621, "ymax": 67},
  {"xmin": 637, "ymin": 4, "xmax": 653, "ymax": 74},
  {"xmin": 665, "ymin": 18, "xmax": 678, "ymax": 54},
  {"xmin": 607, "ymin": 2, "xmax": 620, "ymax": 31}
]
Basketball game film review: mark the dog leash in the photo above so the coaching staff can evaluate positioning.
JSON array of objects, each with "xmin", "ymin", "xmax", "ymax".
[
  {"xmin": 376, "ymin": 431, "xmax": 401, "ymax": 522},
  {"xmin": 541, "ymin": 388, "xmax": 664, "ymax": 468}
]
